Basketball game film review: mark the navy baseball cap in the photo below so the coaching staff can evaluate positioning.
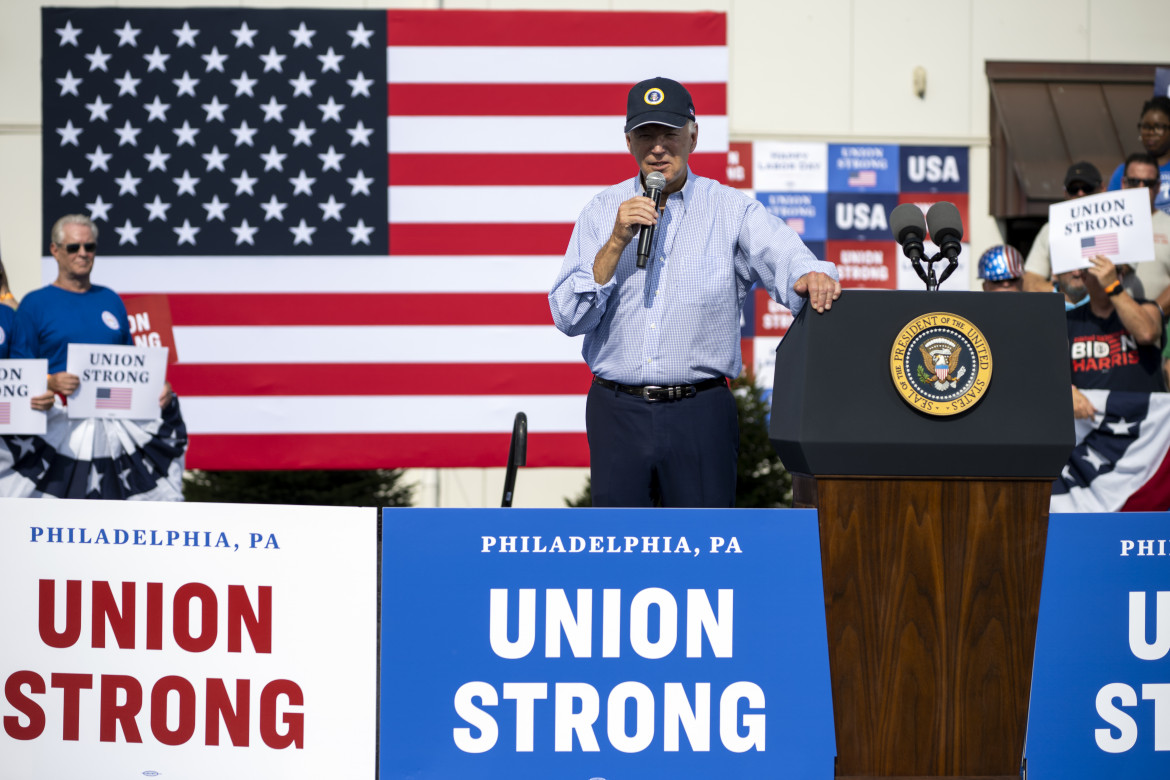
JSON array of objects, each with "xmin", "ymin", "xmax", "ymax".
[{"xmin": 625, "ymin": 77, "xmax": 696, "ymax": 132}]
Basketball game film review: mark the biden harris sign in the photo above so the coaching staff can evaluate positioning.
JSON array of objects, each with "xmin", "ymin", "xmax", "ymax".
[{"xmin": 381, "ymin": 508, "xmax": 836, "ymax": 779}]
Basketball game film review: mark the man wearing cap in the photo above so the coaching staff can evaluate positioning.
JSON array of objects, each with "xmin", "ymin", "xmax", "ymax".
[
  {"xmin": 1022, "ymin": 161, "xmax": 1109, "ymax": 293},
  {"xmin": 549, "ymin": 77, "xmax": 840, "ymax": 508},
  {"xmin": 977, "ymin": 244, "xmax": 1024, "ymax": 291}
]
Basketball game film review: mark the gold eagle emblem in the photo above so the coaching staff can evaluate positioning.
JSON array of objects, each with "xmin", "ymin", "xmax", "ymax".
[{"xmin": 919, "ymin": 343, "xmax": 962, "ymax": 383}]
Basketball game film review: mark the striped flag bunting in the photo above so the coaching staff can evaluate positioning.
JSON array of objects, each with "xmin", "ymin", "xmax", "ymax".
[
  {"xmin": 41, "ymin": 8, "xmax": 728, "ymax": 469},
  {"xmin": 1051, "ymin": 389, "xmax": 1170, "ymax": 512}
]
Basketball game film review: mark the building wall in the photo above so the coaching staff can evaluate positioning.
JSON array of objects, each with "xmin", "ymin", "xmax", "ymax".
[{"xmin": 2, "ymin": 0, "xmax": 1165, "ymax": 506}]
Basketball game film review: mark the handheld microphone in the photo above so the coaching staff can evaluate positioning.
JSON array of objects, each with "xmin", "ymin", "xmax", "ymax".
[
  {"xmin": 889, "ymin": 203, "xmax": 927, "ymax": 261},
  {"xmin": 926, "ymin": 201, "xmax": 963, "ymax": 261},
  {"xmin": 636, "ymin": 171, "xmax": 666, "ymax": 269}
]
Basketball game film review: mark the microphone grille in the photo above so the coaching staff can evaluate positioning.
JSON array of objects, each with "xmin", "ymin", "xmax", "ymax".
[{"xmin": 645, "ymin": 171, "xmax": 666, "ymax": 191}]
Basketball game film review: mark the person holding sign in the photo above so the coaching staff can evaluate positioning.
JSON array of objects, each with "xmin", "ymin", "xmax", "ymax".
[
  {"xmin": 1063, "ymin": 253, "xmax": 1166, "ymax": 419},
  {"xmin": 0, "ymin": 258, "xmax": 54, "ymax": 412},
  {"xmin": 0, "ymin": 214, "xmax": 186, "ymax": 499},
  {"xmin": 550, "ymin": 77, "xmax": 840, "ymax": 507},
  {"xmin": 11, "ymin": 215, "xmax": 172, "ymax": 408}
]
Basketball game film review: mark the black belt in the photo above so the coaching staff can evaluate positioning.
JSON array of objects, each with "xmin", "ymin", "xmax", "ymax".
[{"xmin": 592, "ymin": 375, "xmax": 727, "ymax": 402}]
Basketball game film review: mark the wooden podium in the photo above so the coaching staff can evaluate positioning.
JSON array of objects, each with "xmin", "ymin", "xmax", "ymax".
[{"xmin": 770, "ymin": 291, "xmax": 1074, "ymax": 779}]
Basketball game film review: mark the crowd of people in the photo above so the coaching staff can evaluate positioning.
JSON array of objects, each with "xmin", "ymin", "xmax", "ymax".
[
  {"xmin": 0, "ymin": 215, "xmax": 186, "ymax": 499},
  {"xmin": 980, "ymin": 107, "xmax": 1170, "ymax": 418}
]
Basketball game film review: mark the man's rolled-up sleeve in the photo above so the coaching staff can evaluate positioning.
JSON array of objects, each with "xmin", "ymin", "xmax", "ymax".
[
  {"xmin": 549, "ymin": 200, "xmax": 619, "ymax": 337},
  {"xmin": 738, "ymin": 199, "xmax": 838, "ymax": 316}
]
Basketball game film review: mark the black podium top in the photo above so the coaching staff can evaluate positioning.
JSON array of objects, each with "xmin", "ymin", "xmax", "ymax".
[{"xmin": 769, "ymin": 290, "xmax": 1074, "ymax": 478}]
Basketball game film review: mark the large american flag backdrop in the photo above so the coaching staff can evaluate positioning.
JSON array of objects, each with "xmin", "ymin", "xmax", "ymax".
[{"xmin": 41, "ymin": 8, "xmax": 729, "ymax": 469}]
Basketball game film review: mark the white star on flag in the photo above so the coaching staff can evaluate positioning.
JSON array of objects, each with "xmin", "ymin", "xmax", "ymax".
[
  {"xmin": 144, "ymin": 145, "xmax": 171, "ymax": 171},
  {"xmin": 143, "ymin": 46, "xmax": 170, "ymax": 72},
  {"xmin": 114, "ymin": 170, "xmax": 143, "ymax": 195},
  {"xmin": 56, "ymin": 170, "xmax": 83, "ymax": 196},
  {"xmin": 173, "ymin": 21, "xmax": 199, "ymax": 47},
  {"xmin": 231, "ymin": 71, "xmax": 258, "ymax": 97},
  {"xmin": 259, "ymin": 47, "xmax": 286, "ymax": 73},
  {"xmin": 260, "ymin": 194, "xmax": 287, "ymax": 221},
  {"xmin": 260, "ymin": 96, "xmax": 287, "ymax": 122},
  {"xmin": 347, "ymin": 218, "xmax": 373, "ymax": 245},
  {"xmin": 173, "ymin": 169, "xmax": 200, "ymax": 196},
  {"xmin": 115, "ymin": 219, "xmax": 142, "ymax": 245},
  {"xmin": 289, "ymin": 22, "xmax": 316, "ymax": 48},
  {"xmin": 114, "ymin": 119, "xmax": 142, "ymax": 147},
  {"xmin": 173, "ymin": 70, "xmax": 200, "ymax": 97},
  {"xmin": 289, "ymin": 71, "xmax": 316, "ymax": 97},
  {"xmin": 202, "ymin": 195, "xmax": 229, "ymax": 221},
  {"xmin": 114, "ymin": 21, "xmax": 141, "ymax": 47},
  {"xmin": 260, "ymin": 146, "xmax": 287, "ymax": 171},
  {"xmin": 56, "ymin": 70, "xmax": 83, "ymax": 96},
  {"xmin": 85, "ymin": 45, "xmax": 111, "ymax": 72},
  {"xmin": 346, "ymin": 72, "xmax": 373, "ymax": 98},
  {"xmin": 144, "ymin": 95, "xmax": 171, "ymax": 122},
  {"xmin": 289, "ymin": 170, "xmax": 316, "ymax": 196},
  {"xmin": 56, "ymin": 20, "xmax": 82, "ymax": 47},
  {"xmin": 317, "ymin": 47, "xmax": 344, "ymax": 73},
  {"xmin": 84, "ymin": 95, "xmax": 112, "ymax": 121},
  {"xmin": 346, "ymin": 22, "xmax": 373, "ymax": 48},
  {"xmin": 319, "ymin": 195, "xmax": 345, "ymax": 221},
  {"xmin": 85, "ymin": 145, "xmax": 112, "ymax": 171},
  {"xmin": 173, "ymin": 218, "xmax": 200, "ymax": 244},
  {"xmin": 290, "ymin": 219, "xmax": 317, "ymax": 245},
  {"xmin": 56, "ymin": 120, "xmax": 83, "ymax": 146},
  {"xmin": 85, "ymin": 194, "xmax": 112, "ymax": 221},
  {"xmin": 114, "ymin": 70, "xmax": 141, "ymax": 96},
  {"xmin": 232, "ymin": 218, "xmax": 258, "ymax": 245},
  {"xmin": 346, "ymin": 120, "xmax": 372, "ymax": 147},
  {"xmin": 143, "ymin": 195, "xmax": 171, "ymax": 221},
  {"xmin": 231, "ymin": 22, "xmax": 258, "ymax": 48},
  {"xmin": 201, "ymin": 46, "xmax": 229, "ymax": 72},
  {"xmin": 231, "ymin": 169, "xmax": 258, "ymax": 195},
  {"xmin": 318, "ymin": 145, "xmax": 345, "ymax": 171},
  {"xmin": 201, "ymin": 95, "xmax": 229, "ymax": 122},
  {"xmin": 201, "ymin": 145, "xmax": 229, "ymax": 172}
]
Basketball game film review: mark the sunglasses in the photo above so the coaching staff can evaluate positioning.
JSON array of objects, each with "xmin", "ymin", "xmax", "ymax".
[
  {"xmin": 1124, "ymin": 176, "xmax": 1160, "ymax": 189},
  {"xmin": 61, "ymin": 242, "xmax": 97, "ymax": 254},
  {"xmin": 1066, "ymin": 183, "xmax": 1096, "ymax": 196}
]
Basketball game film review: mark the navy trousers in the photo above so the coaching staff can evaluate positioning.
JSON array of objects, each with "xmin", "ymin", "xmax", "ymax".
[{"xmin": 586, "ymin": 380, "xmax": 738, "ymax": 508}]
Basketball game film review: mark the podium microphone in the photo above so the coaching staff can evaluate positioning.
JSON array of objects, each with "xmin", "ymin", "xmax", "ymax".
[
  {"xmin": 889, "ymin": 203, "xmax": 927, "ymax": 261},
  {"xmin": 926, "ymin": 201, "xmax": 963, "ymax": 260},
  {"xmin": 636, "ymin": 171, "xmax": 666, "ymax": 269}
]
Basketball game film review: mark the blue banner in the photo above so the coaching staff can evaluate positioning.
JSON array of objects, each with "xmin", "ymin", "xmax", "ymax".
[
  {"xmin": 826, "ymin": 193, "xmax": 899, "ymax": 241},
  {"xmin": 899, "ymin": 145, "xmax": 969, "ymax": 193},
  {"xmin": 755, "ymin": 192, "xmax": 828, "ymax": 241},
  {"xmin": 1025, "ymin": 512, "xmax": 1170, "ymax": 777},
  {"xmin": 381, "ymin": 508, "xmax": 835, "ymax": 779},
  {"xmin": 827, "ymin": 143, "xmax": 899, "ymax": 193}
]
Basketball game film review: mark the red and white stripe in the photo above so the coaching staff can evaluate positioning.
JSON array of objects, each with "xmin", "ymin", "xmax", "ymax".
[{"xmin": 53, "ymin": 10, "xmax": 728, "ymax": 469}]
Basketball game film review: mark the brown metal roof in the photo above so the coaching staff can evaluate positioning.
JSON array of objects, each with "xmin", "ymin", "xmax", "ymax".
[{"xmin": 987, "ymin": 61, "xmax": 1158, "ymax": 218}]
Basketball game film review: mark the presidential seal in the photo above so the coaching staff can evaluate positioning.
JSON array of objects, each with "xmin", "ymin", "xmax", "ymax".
[
  {"xmin": 643, "ymin": 87, "xmax": 665, "ymax": 105},
  {"xmin": 889, "ymin": 312, "xmax": 992, "ymax": 416}
]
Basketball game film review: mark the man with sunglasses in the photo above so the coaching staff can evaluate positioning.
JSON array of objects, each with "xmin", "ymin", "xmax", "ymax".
[
  {"xmin": 1115, "ymin": 153, "xmax": 1170, "ymax": 316},
  {"xmin": 1022, "ymin": 162, "xmax": 1117, "ymax": 294},
  {"xmin": 13, "ymin": 214, "xmax": 174, "ymax": 411},
  {"xmin": 11, "ymin": 215, "xmax": 135, "ymax": 400}
]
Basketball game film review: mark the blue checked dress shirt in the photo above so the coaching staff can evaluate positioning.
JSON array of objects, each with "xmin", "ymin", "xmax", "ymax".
[{"xmin": 550, "ymin": 170, "xmax": 838, "ymax": 386}]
